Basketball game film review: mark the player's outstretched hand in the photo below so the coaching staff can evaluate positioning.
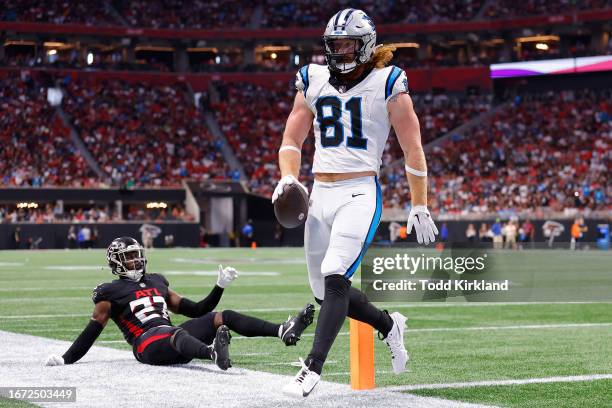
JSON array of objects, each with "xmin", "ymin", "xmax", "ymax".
[
  {"xmin": 217, "ymin": 264, "xmax": 238, "ymax": 288},
  {"xmin": 45, "ymin": 354, "xmax": 64, "ymax": 366},
  {"xmin": 406, "ymin": 205, "xmax": 439, "ymax": 245},
  {"xmin": 272, "ymin": 175, "xmax": 308, "ymax": 204}
]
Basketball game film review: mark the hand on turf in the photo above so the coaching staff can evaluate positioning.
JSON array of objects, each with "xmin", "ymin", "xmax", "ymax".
[
  {"xmin": 406, "ymin": 205, "xmax": 438, "ymax": 245},
  {"xmin": 45, "ymin": 354, "xmax": 64, "ymax": 366},
  {"xmin": 217, "ymin": 264, "xmax": 238, "ymax": 288},
  {"xmin": 271, "ymin": 175, "xmax": 308, "ymax": 204}
]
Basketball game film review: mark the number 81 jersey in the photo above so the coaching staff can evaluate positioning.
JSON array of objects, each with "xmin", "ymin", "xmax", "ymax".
[
  {"xmin": 295, "ymin": 64, "xmax": 408, "ymax": 174},
  {"xmin": 92, "ymin": 273, "xmax": 171, "ymax": 346}
]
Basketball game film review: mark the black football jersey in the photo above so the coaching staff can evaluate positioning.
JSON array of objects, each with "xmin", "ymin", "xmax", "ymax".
[{"xmin": 92, "ymin": 273, "xmax": 172, "ymax": 346}]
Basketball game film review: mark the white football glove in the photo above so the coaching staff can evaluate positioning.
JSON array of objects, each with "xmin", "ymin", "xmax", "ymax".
[
  {"xmin": 406, "ymin": 205, "xmax": 439, "ymax": 245},
  {"xmin": 45, "ymin": 354, "xmax": 64, "ymax": 366},
  {"xmin": 271, "ymin": 175, "xmax": 308, "ymax": 204},
  {"xmin": 217, "ymin": 264, "xmax": 238, "ymax": 288}
]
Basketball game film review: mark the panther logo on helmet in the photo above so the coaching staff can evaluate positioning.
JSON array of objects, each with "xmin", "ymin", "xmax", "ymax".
[{"xmin": 323, "ymin": 9, "xmax": 377, "ymax": 74}]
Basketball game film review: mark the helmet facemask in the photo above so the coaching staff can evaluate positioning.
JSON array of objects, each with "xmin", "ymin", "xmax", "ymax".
[
  {"xmin": 109, "ymin": 245, "xmax": 146, "ymax": 281},
  {"xmin": 324, "ymin": 36, "xmax": 365, "ymax": 74}
]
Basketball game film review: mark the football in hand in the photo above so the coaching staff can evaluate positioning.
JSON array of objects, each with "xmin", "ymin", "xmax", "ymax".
[{"xmin": 274, "ymin": 183, "xmax": 309, "ymax": 228}]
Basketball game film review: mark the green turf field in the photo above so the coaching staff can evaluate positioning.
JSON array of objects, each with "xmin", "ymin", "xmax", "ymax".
[{"xmin": 0, "ymin": 248, "xmax": 610, "ymax": 407}]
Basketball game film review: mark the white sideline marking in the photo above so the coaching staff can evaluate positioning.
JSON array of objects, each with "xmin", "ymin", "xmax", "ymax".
[
  {"xmin": 0, "ymin": 313, "xmax": 91, "ymax": 319},
  {"xmin": 44, "ymin": 266, "xmax": 103, "ymax": 271},
  {"xmin": 386, "ymin": 374, "xmax": 612, "ymax": 392},
  {"xmin": 164, "ymin": 270, "xmax": 280, "ymax": 276},
  {"xmin": 326, "ymin": 370, "xmax": 399, "ymax": 377},
  {"xmin": 0, "ymin": 262, "xmax": 24, "ymax": 267},
  {"xmin": 172, "ymin": 257, "xmax": 306, "ymax": 265},
  {"xmin": 0, "ymin": 287, "xmax": 93, "ymax": 292},
  {"xmin": 0, "ymin": 330, "xmax": 491, "ymax": 408},
  {"xmin": 232, "ymin": 322, "xmax": 612, "ymax": 340}
]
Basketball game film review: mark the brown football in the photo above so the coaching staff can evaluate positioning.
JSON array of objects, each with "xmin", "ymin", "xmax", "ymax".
[{"xmin": 274, "ymin": 183, "xmax": 309, "ymax": 228}]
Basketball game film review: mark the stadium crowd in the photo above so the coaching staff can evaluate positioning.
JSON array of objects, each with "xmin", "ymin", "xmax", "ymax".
[
  {"xmin": 0, "ymin": 203, "xmax": 193, "ymax": 223},
  {"xmin": 380, "ymin": 89, "xmax": 611, "ymax": 213},
  {"xmin": 482, "ymin": 0, "xmax": 612, "ymax": 19},
  {"xmin": 63, "ymin": 79, "xmax": 230, "ymax": 187},
  {"xmin": 3, "ymin": 0, "xmax": 611, "ymax": 28},
  {"xmin": 114, "ymin": 0, "xmax": 254, "ymax": 30},
  {"xmin": 0, "ymin": 0, "xmax": 116, "ymax": 25},
  {"xmin": 0, "ymin": 74, "xmax": 96, "ymax": 187}
]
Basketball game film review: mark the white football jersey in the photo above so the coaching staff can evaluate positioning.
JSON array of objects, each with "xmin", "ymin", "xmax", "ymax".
[{"xmin": 295, "ymin": 64, "xmax": 408, "ymax": 174}]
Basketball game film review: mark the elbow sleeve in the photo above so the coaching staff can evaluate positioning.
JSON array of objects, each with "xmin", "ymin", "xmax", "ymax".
[{"xmin": 178, "ymin": 286, "xmax": 224, "ymax": 318}]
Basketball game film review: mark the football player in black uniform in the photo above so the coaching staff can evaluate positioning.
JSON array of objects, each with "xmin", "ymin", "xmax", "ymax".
[{"xmin": 46, "ymin": 236, "xmax": 314, "ymax": 369}]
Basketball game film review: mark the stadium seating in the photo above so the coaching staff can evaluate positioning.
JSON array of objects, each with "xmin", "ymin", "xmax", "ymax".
[
  {"xmin": 380, "ymin": 89, "xmax": 611, "ymax": 213},
  {"xmin": 62, "ymin": 79, "xmax": 228, "ymax": 187},
  {"xmin": 0, "ymin": 74, "xmax": 95, "ymax": 187},
  {"xmin": 260, "ymin": 0, "xmax": 485, "ymax": 27},
  {"xmin": 0, "ymin": 203, "xmax": 192, "ymax": 223},
  {"xmin": 0, "ymin": 0, "xmax": 117, "ymax": 25},
  {"xmin": 114, "ymin": 0, "xmax": 254, "ymax": 30},
  {"xmin": 4, "ymin": 0, "xmax": 609, "ymax": 29},
  {"xmin": 482, "ymin": 0, "xmax": 612, "ymax": 19}
]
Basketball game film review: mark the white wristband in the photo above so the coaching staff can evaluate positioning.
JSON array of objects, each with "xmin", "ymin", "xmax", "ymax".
[
  {"xmin": 405, "ymin": 164, "xmax": 427, "ymax": 177},
  {"xmin": 279, "ymin": 145, "xmax": 301, "ymax": 154}
]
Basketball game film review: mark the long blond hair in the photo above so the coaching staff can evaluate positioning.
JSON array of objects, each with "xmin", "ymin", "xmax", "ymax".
[{"xmin": 367, "ymin": 44, "xmax": 396, "ymax": 69}]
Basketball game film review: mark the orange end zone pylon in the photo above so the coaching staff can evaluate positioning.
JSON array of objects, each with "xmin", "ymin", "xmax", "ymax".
[{"xmin": 349, "ymin": 318, "xmax": 375, "ymax": 390}]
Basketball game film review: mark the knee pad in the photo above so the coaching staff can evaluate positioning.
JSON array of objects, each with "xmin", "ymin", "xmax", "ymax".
[
  {"xmin": 221, "ymin": 310, "xmax": 237, "ymax": 326},
  {"xmin": 170, "ymin": 328, "xmax": 187, "ymax": 351},
  {"xmin": 324, "ymin": 274, "xmax": 351, "ymax": 297}
]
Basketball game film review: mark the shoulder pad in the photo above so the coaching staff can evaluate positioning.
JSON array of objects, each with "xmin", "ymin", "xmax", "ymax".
[
  {"xmin": 384, "ymin": 66, "xmax": 408, "ymax": 101},
  {"xmin": 295, "ymin": 65, "xmax": 310, "ymax": 95}
]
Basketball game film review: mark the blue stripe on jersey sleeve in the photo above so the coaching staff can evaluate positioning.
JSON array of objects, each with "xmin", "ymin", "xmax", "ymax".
[
  {"xmin": 385, "ymin": 66, "xmax": 402, "ymax": 100},
  {"xmin": 299, "ymin": 65, "xmax": 310, "ymax": 96}
]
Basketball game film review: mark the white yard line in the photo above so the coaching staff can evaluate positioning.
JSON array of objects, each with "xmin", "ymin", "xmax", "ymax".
[
  {"xmin": 232, "ymin": 322, "xmax": 612, "ymax": 340},
  {"xmin": 0, "ymin": 330, "xmax": 491, "ymax": 408},
  {"xmin": 386, "ymin": 374, "xmax": 612, "ymax": 392}
]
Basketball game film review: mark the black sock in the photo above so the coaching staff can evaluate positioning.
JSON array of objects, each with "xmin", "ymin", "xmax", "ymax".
[
  {"xmin": 171, "ymin": 329, "xmax": 212, "ymax": 360},
  {"xmin": 307, "ymin": 274, "xmax": 351, "ymax": 375},
  {"xmin": 347, "ymin": 287, "xmax": 394, "ymax": 338},
  {"xmin": 221, "ymin": 310, "xmax": 279, "ymax": 337}
]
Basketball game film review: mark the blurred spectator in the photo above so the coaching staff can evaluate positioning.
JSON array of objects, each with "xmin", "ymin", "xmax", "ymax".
[
  {"xmin": 0, "ymin": 74, "xmax": 97, "ymax": 187},
  {"xmin": 492, "ymin": 218, "xmax": 503, "ymax": 249},
  {"xmin": 466, "ymin": 223, "xmax": 477, "ymax": 242},
  {"xmin": 0, "ymin": 0, "xmax": 117, "ymax": 25},
  {"xmin": 63, "ymin": 79, "xmax": 228, "ymax": 187}
]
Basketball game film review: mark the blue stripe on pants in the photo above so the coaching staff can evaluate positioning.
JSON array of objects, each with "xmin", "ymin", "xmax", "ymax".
[{"xmin": 344, "ymin": 177, "xmax": 382, "ymax": 279}]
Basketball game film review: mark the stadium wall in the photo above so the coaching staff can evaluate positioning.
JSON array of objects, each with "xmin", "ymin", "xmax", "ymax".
[
  {"xmin": 1, "ymin": 9, "xmax": 610, "ymax": 39},
  {"xmin": 0, "ymin": 66, "xmax": 491, "ymax": 92},
  {"xmin": 0, "ymin": 223, "xmax": 200, "ymax": 249},
  {"xmin": 245, "ymin": 219, "xmax": 609, "ymax": 247}
]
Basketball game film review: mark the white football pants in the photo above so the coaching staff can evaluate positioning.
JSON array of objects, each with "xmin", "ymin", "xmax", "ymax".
[{"xmin": 304, "ymin": 175, "xmax": 382, "ymax": 300}]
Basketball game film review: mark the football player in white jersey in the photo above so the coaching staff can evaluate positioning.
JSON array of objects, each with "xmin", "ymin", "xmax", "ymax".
[{"xmin": 272, "ymin": 8, "xmax": 438, "ymax": 396}]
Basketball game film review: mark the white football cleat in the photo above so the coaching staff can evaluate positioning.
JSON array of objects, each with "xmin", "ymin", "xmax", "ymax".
[
  {"xmin": 282, "ymin": 358, "xmax": 320, "ymax": 397},
  {"xmin": 385, "ymin": 312, "xmax": 409, "ymax": 374}
]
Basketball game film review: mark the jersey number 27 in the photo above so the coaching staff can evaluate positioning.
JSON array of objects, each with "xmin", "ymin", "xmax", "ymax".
[
  {"xmin": 129, "ymin": 296, "xmax": 169, "ymax": 324},
  {"xmin": 316, "ymin": 96, "xmax": 367, "ymax": 150}
]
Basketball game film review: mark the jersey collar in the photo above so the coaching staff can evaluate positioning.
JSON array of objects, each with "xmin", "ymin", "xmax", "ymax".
[{"xmin": 328, "ymin": 66, "xmax": 374, "ymax": 94}]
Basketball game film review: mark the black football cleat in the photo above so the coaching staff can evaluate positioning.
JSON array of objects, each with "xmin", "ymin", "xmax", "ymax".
[
  {"xmin": 211, "ymin": 325, "xmax": 231, "ymax": 370},
  {"xmin": 280, "ymin": 303, "xmax": 315, "ymax": 346}
]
